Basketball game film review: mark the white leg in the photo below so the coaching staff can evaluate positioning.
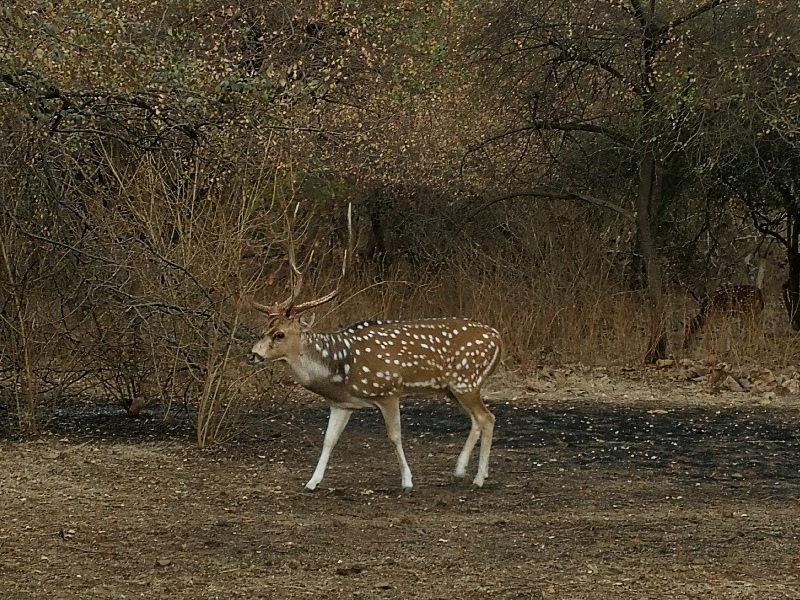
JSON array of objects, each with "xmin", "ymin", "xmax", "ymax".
[
  {"xmin": 305, "ymin": 406, "xmax": 352, "ymax": 491},
  {"xmin": 449, "ymin": 387, "xmax": 495, "ymax": 487},
  {"xmin": 377, "ymin": 398, "xmax": 414, "ymax": 492},
  {"xmin": 472, "ymin": 411, "xmax": 495, "ymax": 488},
  {"xmin": 454, "ymin": 417, "xmax": 481, "ymax": 479}
]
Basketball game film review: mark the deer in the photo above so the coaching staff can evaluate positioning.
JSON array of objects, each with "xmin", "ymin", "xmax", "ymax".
[
  {"xmin": 683, "ymin": 259, "xmax": 766, "ymax": 350},
  {"xmin": 682, "ymin": 285, "xmax": 765, "ymax": 349},
  {"xmin": 248, "ymin": 251, "xmax": 502, "ymax": 494}
]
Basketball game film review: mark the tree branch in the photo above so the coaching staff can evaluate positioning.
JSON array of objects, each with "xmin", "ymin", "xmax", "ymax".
[
  {"xmin": 552, "ymin": 47, "xmax": 643, "ymax": 96},
  {"xmin": 546, "ymin": 32, "xmax": 642, "ymax": 96},
  {"xmin": 628, "ymin": 0, "xmax": 647, "ymax": 26},
  {"xmin": 469, "ymin": 120, "xmax": 633, "ymax": 154},
  {"xmin": 750, "ymin": 211, "xmax": 788, "ymax": 248},
  {"xmin": 457, "ymin": 189, "xmax": 634, "ymax": 235}
]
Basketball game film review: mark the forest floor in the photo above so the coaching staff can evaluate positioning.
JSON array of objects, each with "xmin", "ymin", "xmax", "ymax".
[{"xmin": 2, "ymin": 364, "xmax": 800, "ymax": 599}]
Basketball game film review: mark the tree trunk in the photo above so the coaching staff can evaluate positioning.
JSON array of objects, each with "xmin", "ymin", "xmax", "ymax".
[
  {"xmin": 637, "ymin": 146, "xmax": 667, "ymax": 363},
  {"xmin": 782, "ymin": 200, "xmax": 800, "ymax": 330}
]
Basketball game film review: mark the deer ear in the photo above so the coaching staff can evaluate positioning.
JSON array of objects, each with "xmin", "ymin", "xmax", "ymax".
[{"xmin": 299, "ymin": 312, "xmax": 316, "ymax": 330}]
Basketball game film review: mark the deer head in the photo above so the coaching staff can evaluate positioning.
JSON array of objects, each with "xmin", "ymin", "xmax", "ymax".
[{"xmin": 250, "ymin": 204, "xmax": 350, "ymax": 363}]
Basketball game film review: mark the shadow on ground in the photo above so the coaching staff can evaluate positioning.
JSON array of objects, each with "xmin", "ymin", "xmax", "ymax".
[{"xmin": 5, "ymin": 397, "xmax": 797, "ymax": 486}]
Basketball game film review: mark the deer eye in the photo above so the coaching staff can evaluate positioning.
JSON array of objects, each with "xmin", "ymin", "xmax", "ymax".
[{"xmin": 272, "ymin": 331, "xmax": 286, "ymax": 341}]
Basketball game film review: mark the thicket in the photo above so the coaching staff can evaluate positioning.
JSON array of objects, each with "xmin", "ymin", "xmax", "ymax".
[{"xmin": 1, "ymin": 1, "xmax": 798, "ymax": 436}]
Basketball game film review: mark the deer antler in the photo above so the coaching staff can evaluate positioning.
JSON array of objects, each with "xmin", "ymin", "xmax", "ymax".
[
  {"xmin": 253, "ymin": 203, "xmax": 351, "ymax": 317},
  {"xmin": 251, "ymin": 291, "xmax": 296, "ymax": 317},
  {"xmin": 292, "ymin": 252, "xmax": 347, "ymax": 315}
]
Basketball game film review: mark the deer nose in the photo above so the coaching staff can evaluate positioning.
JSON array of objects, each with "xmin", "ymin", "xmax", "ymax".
[{"xmin": 248, "ymin": 352, "xmax": 263, "ymax": 364}]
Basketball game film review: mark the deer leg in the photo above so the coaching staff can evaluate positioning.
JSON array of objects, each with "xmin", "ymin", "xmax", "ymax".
[
  {"xmin": 377, "ymin": 397, "xmax": 413, "ymax": 492},
  {"xmin": 447, "ymin": 388, "xmax": 480, "ymax": 479},
  {"xmin": 473, "ymin": 405, "xmax": 495, "ymax": 488},
  {"xmin": 449, "ymin": 388, "xmax": 495, "ymax": 487},
  {"xmin": 454, "ymin": 418, "xmax": 480, "ymax": 479},
  {"xmin": 305, "ymin": 405, "xmax": 352, "ymax": 491}
]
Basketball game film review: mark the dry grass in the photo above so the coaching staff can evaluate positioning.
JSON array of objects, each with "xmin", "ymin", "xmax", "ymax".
[
  {"xmin": 4, "ymin": 147, "xmax": 800, "ymax": 438},
  {"xmin": 678, "ymin": 289, "xmax": 800, "ymax": 371},
  {"xmin": 299, "ymin": 269, "xmax": 800, "ymax": 373}
]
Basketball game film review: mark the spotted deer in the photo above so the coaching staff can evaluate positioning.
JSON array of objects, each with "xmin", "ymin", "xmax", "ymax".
[
  {"xmin": 682, "ymin": 285, "xmax": 765, "ymax": 350},
  {"xmin": 248, "ymin": 259, "xmax": 502, "ymax": 493}
]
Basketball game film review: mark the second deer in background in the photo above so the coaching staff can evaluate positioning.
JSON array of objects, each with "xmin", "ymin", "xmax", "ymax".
[{"xmin": 683, "ymin": 260, "xmax": 766, "ymax": 350}]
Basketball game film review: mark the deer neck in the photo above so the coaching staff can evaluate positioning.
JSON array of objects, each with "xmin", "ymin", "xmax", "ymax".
[{"xmin": 283, "ymin": 331, "xmax": 348, "ymax": 393}]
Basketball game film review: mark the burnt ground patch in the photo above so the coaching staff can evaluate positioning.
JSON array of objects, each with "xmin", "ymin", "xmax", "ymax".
[{"xmin": 293, "ymin": 401, "xmax": 800, "ymax": 489}]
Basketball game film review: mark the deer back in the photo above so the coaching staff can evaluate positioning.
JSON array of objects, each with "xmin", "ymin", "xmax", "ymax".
[
  {"xmin": 702, "ymin": 285, "xmax": 764, "ymax": 317},
  {"xmin": 255, "ymin": 317, "xmax": 502, "ymax": 400}
]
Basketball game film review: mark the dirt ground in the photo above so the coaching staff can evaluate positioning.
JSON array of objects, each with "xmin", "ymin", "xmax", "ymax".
[{"xmin": 2, "ymin": 368, "xmax": 800, "ymax": 599}]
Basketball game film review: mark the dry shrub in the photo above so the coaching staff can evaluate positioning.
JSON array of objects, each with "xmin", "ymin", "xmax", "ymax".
[
  {"xmin": 313, "ymin": 199, "xmax": 799, "ymax": 370},
  {"xmin": 0, "ymin": 129, "xmax": 296, "ymax": 441},
  {"xmin": 328, "ymin": 268, "xmax": 649, "ymax": 367},
  {"xmin": 4, "ymin": 133, "xmax": 800, "ymax": 440}
]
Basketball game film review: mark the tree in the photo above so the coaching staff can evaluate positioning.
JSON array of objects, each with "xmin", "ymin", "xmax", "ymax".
[{"xmin": 469, "ymin": 0, "xmax": 747, "ymax": 361}]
